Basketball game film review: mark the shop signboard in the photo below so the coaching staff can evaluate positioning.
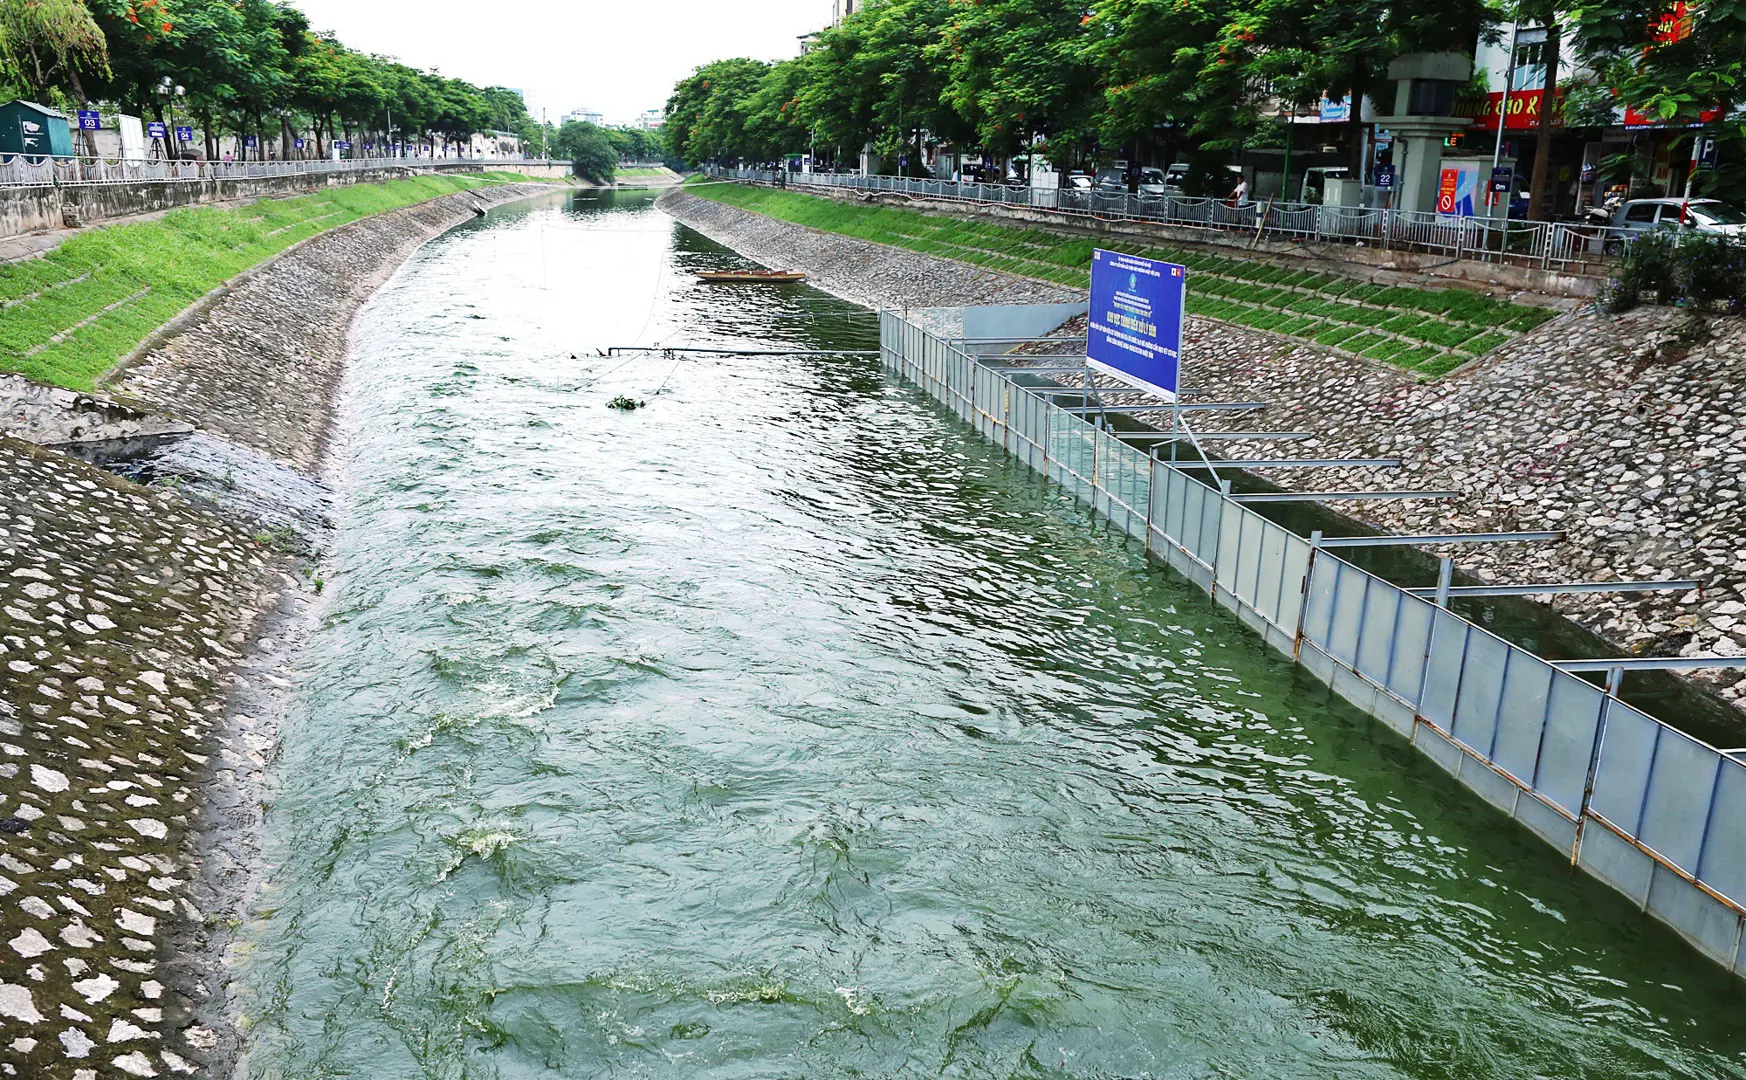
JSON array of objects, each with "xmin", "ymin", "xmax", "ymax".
[
  {"xmin": 1087, "ymin": 249, "xmax": 1186, "ymax": 401},
  {"xmin": 1318, "ymin": 96, "xmax": 1351, "ymax": 123}
]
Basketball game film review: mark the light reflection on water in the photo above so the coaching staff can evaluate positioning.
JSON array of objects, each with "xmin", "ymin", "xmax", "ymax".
[{"xmin": 239, "ymin": 191, "xmax": 1746, "ymax": 1080}]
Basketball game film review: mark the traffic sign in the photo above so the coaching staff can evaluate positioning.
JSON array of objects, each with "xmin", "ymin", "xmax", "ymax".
[
  {"xmin": 1490, "ymin": 166, "xmax": 1513, "ymax": 194},
  {"xmin": 146, "ymin": 121, "xmax": 166, "ymax": 140},
  {"xmin": 76, "ymin": 110, "xmax": 101, "ymax": 131},
  {"xmin": 1698, "ymin": 136, "xmax": 1719, "ymax": 170},
  {"xmin": 175, "ymin": 126, "xmax": 193, "ymax": 143},
  {"xmin": 293, "ymin": 138, "xmax": 306, "ymax": 150},
  {"xmin": 1375, "ymin": 164, "xmax": 1395, "ymax": 189},
  {"xmin": 245, "ymin": 135, "xmax": 258, "ymax": 148}
]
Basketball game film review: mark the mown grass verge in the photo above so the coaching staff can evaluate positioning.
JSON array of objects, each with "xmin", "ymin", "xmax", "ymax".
[
  {"xmin": 1, "ymin": 171, "xmax": 543, "ymax": 392},
  {"xmin": 688, "ymin": 183, "xmax": 1559, "ymax": 377}
]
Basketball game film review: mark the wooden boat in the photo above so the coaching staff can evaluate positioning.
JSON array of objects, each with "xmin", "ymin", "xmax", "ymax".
[{"xmin": 696, "ymin": 269, "xmax": 808, "ymax": 284}]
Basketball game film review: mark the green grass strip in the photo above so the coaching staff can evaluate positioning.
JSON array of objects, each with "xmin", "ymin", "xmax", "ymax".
[
  {"xmin": 687, "ymin": 183, "xmax": 1552, "ymax": 378},
  {"xmin": 1, "ymin": 171, "xmax": 540, "ymax": 391}
]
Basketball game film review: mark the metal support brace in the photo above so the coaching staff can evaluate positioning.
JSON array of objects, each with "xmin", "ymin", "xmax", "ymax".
[
  {"xmin": 1317, "ymin": 531, "xmax": 1562, "ymax": 547},
  {"xmin": 1048, "ymin": 402, "xmax": 1267, "ymax": 414},
  {"xmin": 1167, "ymin": 458, "xmax": 1404, "ymax": 470},
  {"xmin": 1434, "ymin": 558, "xmax": 1454, "ymax": 609},
  {"xmin": 1230, "ymin": 491, "xmax": 1461, "ymax": 503},
  {"xmin": 1115, "ymin": 432, "xmax": 1315, "ymax": 442},
  {"xmin": 1552, "ymin": 657, "xmax": 1746, "ymax": 674},
  {"xmin": 1406, "ymin": 579, "xmax": 1701, "ymax": 599}
]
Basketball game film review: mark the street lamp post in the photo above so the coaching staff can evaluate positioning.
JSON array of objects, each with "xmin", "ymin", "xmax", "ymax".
[{"xmin": 155, "ymin": 77, "xmax": 186, "ymax": 162}]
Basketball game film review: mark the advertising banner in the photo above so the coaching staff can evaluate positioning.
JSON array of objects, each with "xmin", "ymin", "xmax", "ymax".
[{"xmin": 1087, "ymin": 249, "xmax": 1187, "ymax": 400}]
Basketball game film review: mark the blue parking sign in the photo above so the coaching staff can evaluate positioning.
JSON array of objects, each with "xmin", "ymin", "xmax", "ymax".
[
  {"xmin": 1376, "ymin": 164, "xmax": 1395, "ymax": 189},
  {"xmin": 1087, "ymin": 249, "xmax": 1187, "ymax": 400},
  {"xmin": 175, "ymin": 126, "xmax": 193, "ymax": 143},
  {"xmin": 147, "ymin": 121, "xmax": 166, "ymax": 140},
  {"xmin": 76, "ymin": 110, "xmax": 101, "ymax": 131}
]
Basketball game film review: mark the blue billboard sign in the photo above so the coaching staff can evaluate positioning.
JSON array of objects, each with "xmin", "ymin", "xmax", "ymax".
[{"xmin": 1087, "ymin": 249, "xmax": 1187, "ymax": 400}]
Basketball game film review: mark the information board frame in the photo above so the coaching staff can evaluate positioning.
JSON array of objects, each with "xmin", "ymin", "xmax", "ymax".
[{"xmin": 1086, "ymin": 249, "xmax": 1188, "ymax": 402}]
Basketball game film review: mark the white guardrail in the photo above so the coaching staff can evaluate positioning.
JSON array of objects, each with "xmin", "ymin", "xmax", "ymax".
[
  {"xmin": 882, "ymin": 306, "xmax": 1746, "ymax": 978},
  {"xmin": 0, "ymin": 154, "xmax": 563, "ymax": 189},
  {"xmin": 715, "ymin": 166, "xmax": 1629, "ymax": 273}
]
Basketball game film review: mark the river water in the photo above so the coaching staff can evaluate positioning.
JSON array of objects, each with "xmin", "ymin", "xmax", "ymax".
[{"xmin": 238, "ymin": 190, "xmax": 1746, "ymax": 1080}]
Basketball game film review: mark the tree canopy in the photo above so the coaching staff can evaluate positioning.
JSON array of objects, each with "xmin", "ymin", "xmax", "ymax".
[
  {"xmin": 0, "ymin": 0, "xmax": 558, "ymax": 159},
  {"xmin": 664, "ymin": 0, "xmax": 1526, "ymax": 171}
]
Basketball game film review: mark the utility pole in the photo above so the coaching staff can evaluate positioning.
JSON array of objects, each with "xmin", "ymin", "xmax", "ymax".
[{"xmin": 1490, "ymin": 11, "xmax": 1521, "ymax": 211}]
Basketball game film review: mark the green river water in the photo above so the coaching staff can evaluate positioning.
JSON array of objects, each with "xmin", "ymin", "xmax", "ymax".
[{"xmin": 238, "ymin": 190, "xmax": 1746, "ymax": 1079}]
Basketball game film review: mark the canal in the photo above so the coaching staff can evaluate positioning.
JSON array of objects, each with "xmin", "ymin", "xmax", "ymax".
[{"xmin": 238, "ymin": 190, "xmax": 1746, "ymax": 1079}]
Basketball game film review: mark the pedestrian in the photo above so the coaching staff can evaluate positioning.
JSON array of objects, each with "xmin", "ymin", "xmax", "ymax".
[{"xmin": 1228, "ymin": 176, "xmax": 1248, "ymax": 206}]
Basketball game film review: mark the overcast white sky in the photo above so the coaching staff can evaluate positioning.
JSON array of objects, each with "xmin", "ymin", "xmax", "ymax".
[{"xmin": 287, "ymin": 0, "xmax": 830, "ymax": 126}]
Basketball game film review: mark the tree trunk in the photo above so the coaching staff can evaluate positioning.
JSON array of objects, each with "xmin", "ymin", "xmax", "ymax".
[
  {"xmin": 1527, "ymin": 21, "xmax": 1562, "ymax": 221},
  {"xmin": 202, "ymin": 110, "xmax": 216, "ymax": 161},
  {"xmin": 66, "ymin": 67, "xmax": 99, "ymax": 157}
]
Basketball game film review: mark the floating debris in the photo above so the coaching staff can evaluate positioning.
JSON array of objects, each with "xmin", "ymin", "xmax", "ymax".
[{"xmin": 607, "ymin": 396, "xmax": 646, "ymax": 412}]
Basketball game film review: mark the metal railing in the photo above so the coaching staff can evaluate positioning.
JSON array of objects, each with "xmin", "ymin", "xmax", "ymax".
[
  {"xmin": 882, "ymin": 307, "xmax": 1746, "ymax": 978},
  {"xmin": 0, "ymin": 154, "xmax": 564, "ymax": 189},
  {"xmin": 715, "ymin": 166, "xmax": 1629, "ymax": 274}
]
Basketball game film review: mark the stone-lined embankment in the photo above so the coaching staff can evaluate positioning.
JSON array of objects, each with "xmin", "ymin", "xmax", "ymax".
[
  {"xmin": 660, "ymin": 187, "xmax": 1746, "ymax": 709},
  {"xmin": 0, "ymin": 181, "xmax": 561, "ymax": 1080}
]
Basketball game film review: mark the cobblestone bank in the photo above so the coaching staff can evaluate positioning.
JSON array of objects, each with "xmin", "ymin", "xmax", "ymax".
[
  {"xmin": 111, "ymin": 182, "xmax": 560, "ymax": 472},
  {"xmin": 658, "ymin": 189, "xmax": 1079, "ymax": 309},
  {"xmin": 0, "ymin": 437, "xmax": 284, "ymax": 1079},
  {"xmin": 2, "ymin": 181, "xmax": 563, "ymax": 1079},
  {"xmin": 663, "ymin": 191, "xmax": 1746, "ymax": 708}
]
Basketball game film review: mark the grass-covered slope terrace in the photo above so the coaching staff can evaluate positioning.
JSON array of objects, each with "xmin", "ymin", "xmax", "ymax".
[
  {"xmin": 688, "ymin": 182, "xmax": 1560, "ymax": 377},
  {"xmin": 1, "ymin": 171, "xmax": 545, "ymax": 392}
]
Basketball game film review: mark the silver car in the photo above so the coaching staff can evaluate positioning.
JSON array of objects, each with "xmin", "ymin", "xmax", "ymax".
[{"xmin": 1611, "ymin": 198, "xmax": 1746, "ymax": 239}]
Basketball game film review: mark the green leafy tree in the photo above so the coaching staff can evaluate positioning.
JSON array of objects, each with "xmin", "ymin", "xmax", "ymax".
[
  {"xmin": 553, "ymin": 119, "xmax": 616, "ymax": 181},
  {"xmin": 936, "ymin": 0, "xmax": 1094, "ymax": 162}
]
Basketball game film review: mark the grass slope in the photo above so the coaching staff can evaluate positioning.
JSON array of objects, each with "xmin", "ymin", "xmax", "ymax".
[
  {"xmin": 1, "ymin": 171, "xmax": 540, "ymax": 392},
  {"xmin": 689, "ymin": 184, "xmax": 1559, "ymax": 377}
]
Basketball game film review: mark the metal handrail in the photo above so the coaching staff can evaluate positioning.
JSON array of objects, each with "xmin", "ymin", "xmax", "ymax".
[
  {"xmin": 0, "ymin": 154, "xmax": 567, "ymax": 189},
  {"xmin": 710, "ymin": 166, "xmax": 1629, "ymax": 274}
]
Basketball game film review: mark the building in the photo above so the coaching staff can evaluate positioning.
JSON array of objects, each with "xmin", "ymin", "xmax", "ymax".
[
  {"xmin": 468, "ymin": 130, "xmax": 523, "ymax": 158},
  {"xmin": 831, "ymin": 0, "xmax": 856, "ymax": 26},
  {"xmin": 636, "ymin": 109, "xmax": 664, "ymax": 132},
  {"xmin": 562, "ymin": 109, "xmax": 603, "ymax": 127}
]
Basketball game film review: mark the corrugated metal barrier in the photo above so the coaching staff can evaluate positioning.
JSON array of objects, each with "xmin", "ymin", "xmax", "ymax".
[{"xmin": 880, "ymin": 307, "xmax": 1746, "ymax": 977}]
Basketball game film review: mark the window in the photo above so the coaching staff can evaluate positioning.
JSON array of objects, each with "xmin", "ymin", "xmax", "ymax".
[{"xmin": 1625, "ymin": 203, "xmax": 1660, "ymax": 224}]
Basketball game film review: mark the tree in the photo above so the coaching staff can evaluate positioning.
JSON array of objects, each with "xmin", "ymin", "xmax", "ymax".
[
  {"xmin": 0, "ymin": 0, "xmax": 109, "ymax": 105},
  {"xmin": 553, "ymin": 120, "xmax": 616, "ymax": 181},
  {"xmin": 665, "ymin": 58, "xmax": 769, "ymax": 164},
  {"xmin": 936, "ymin": 0, "xmax": 1093, "ymax": 163}
]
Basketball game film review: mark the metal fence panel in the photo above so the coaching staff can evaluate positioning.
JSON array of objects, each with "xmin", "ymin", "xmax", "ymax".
[
  {"xmin": 1253, "ymin": 522, "xmax": 1289, "ymax": 626},
  {"xmin": 1451, "ymin": 630, "xmax": 1510, "ymax": 756},
  {"xmin": 1638, "ymin": 730, "xmax": 1721, "ymax": 873},
  {"xmin": 1419, "ymin": 609, "xmax": 1472, "ymax": 730},
  {"xmin": 1355, "ymin": 577, "xmax": 1401, "ymax": 685},
  {"xmin": 1591, "ymin": 702, "xmax": 1661, "ymax": 830},
  {"xmin": 1491, "ymin": 655, "xmax": 1554, "ymax": 785},
  {"xmin": 1325, "ymin": 561, "xmax": 1367, "ymax": 667},
  {"xmin": 1699, "ymin": 758, "xmax": 1746, "ymax": 902},
  {"xmin": 1536, "ymin": 672, "xmax": 1604, "ymax": 816},
  {"xmin": 1385, "ymin": 595, "xmax": 1434, "ymax": 706}
]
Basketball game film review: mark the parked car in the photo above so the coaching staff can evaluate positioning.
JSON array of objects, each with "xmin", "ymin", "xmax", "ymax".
[
  {"xmin": 1611, "ymin": 198, "xmax": 1746, "ymax": 239},
  {"xmin": 1092, "ymin": 168, "xmax": 1128, "ymax": 193},
  {"xmin": 1137, "ymin": 167, "xmax": 1170, "ymax": 196},
  {"xmin": 1065, "ymin": 172, "xmax": 1094, "ymax": 190}
]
